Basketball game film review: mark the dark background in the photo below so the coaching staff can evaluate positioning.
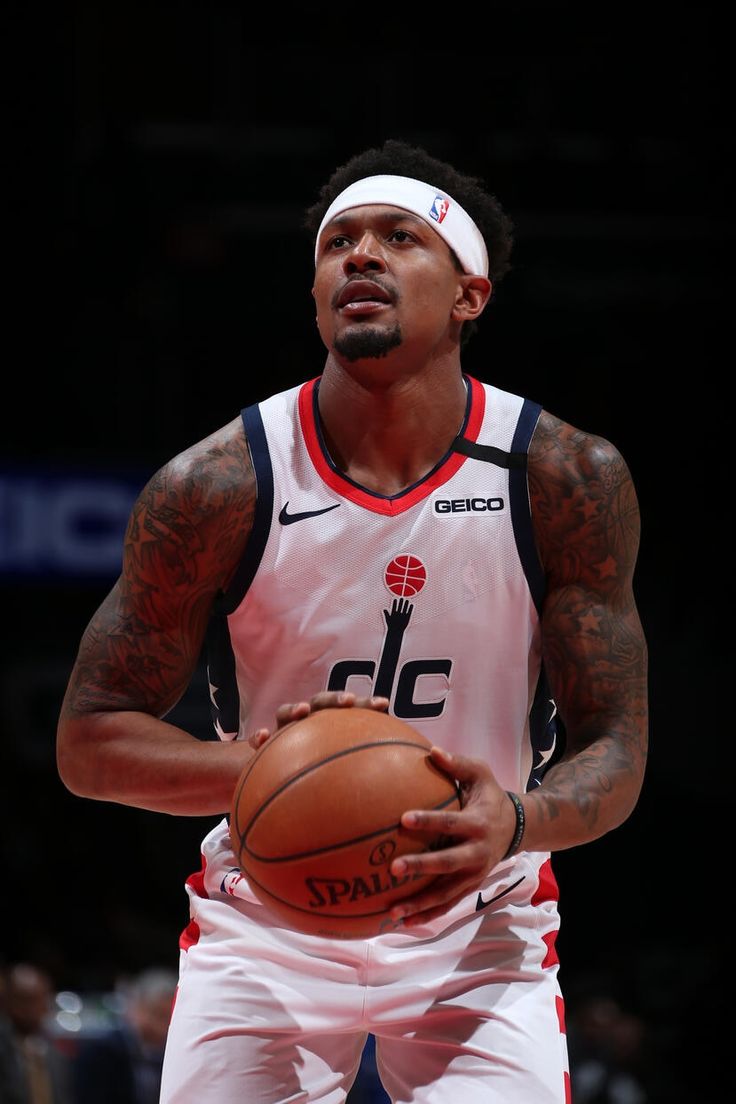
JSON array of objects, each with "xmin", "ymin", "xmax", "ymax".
[{"xmin": 2, "ymin": 6, "xmax": 731, "ymax": 1098}]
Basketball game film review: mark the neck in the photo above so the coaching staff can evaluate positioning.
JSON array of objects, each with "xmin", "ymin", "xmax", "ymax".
[{"xmin": 317, "ymin": 358, "xmax": 468, "ymax": 496}]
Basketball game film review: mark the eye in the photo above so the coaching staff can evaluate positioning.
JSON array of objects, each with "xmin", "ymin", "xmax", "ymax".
[
  {"xmin": 326, "ymin": 235, "xmax": 351, "ymax": 250},
  {"xmin": 388, "ymin": 229, "xmax": 414, "ymax": 243}
]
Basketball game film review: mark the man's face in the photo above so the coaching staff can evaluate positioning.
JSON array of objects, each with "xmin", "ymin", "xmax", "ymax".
[
  {"xmin": 312, "ymin": 204, "xmax": 466, "ymax": 368},
  {"xmin": 7, "ymin": 966, "xmax": 52, "ymax": 1036}
]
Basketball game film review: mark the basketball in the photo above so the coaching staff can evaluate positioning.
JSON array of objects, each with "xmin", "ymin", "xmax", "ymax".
[{"xmin": 229, "ymin": 708, "xmax": 461, "ymax": 938}]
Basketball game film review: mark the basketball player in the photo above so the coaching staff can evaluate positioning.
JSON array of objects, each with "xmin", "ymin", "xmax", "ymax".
[{"xmin": 56, "ymin": 139, "xmax": 648, "ymax": 1103}]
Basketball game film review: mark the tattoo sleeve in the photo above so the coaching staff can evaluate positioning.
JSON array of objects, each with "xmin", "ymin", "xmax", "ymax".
[
  {"xmin": 62, "ymin": 422, "xmax": 255, "ymax": 721},
  {"xmin": 528, "ymin": 413, "xmax": 648, "ymax": 839}
]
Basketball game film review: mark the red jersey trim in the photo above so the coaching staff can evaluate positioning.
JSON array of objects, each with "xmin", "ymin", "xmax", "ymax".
[{"xmin": 297, "ymin": 375, "xmax": 487, "ymax": 517}]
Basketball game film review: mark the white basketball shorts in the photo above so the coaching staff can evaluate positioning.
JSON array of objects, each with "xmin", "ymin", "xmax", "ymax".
[{"xmin": 160, "ymin": 822, "xmax": 570, "ymax": 1103}]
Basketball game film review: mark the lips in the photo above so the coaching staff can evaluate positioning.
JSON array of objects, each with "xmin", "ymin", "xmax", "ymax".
[{"xmin": 336, "ymin": 280, "xmax": 393, "ymax": 309}]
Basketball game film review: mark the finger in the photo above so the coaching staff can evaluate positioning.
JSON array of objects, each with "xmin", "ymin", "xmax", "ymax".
[
  {"xmin": 353, "ymin": 695, "xmax": 390, "ymax": 712},
  {"xmin": 274, "ymin": 701, "xmax": 311, "ymax": 727},
  {"xmin": 307, "ymin": 691, "xmax": 390, "ymax": 712},
  {"xmin": 391, "ymin": 840, "xmax": 479, "ymax": 882},
  {"xmin": 430, "ymin": 745, "xmax": 493, "ymax": 785},
  {"xmin": 248, "ymin": 727, "xmax": 271, "ymax": 751},
  {"xmin": 272, "ymin": 692, "xmax": 389, "ymax": 733},
  {"xmin": 400, "ymin": 806, "xmax": 467, "ymax": 837},
  {"xmin": 429, "ymin": 745, "xmax": 455, "ymax": 770},
  {"xmin": 390, "ymin": 874, "xmax": 473, "ymax": 926},
  {"xmin": 308, "ymin": 690, "xmax": 356, "ymax": 710}
]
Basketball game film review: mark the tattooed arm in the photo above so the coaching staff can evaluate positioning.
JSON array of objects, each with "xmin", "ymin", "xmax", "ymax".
[
  {"xmin": 385, "ymin": 412, "xmax": 648, "ymax": 926},
  {"xmin": 521, "ymin": 411, "xmax": 649, "ymax": 849},
  {"xmin": 56, "ymin": 417, "xmax": 257, "ymax": 815}
]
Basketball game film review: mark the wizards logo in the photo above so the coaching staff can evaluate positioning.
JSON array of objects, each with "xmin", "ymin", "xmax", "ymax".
[{"xmin": 327, "ymin": 555, "xmax": 452, "ymax": 719}]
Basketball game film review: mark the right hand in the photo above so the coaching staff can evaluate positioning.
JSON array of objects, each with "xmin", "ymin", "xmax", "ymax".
[{"xmin": 248, "ymin": 691, "xmax": 390, "ymax": 751}]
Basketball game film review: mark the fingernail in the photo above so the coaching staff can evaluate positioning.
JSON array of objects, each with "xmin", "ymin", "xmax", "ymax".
[
  {"xmin": 391, "ymin": 859, "xmax": 408, "ymax": 877},
  {"xmin": 402, "ymin": 813, "xmax": 418, "ymax": 828}
]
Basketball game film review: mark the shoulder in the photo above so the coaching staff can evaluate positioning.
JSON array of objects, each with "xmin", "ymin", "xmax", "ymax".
[
  {"xmin": 528, "ymin": 409, "xmax": 629, "ymax": 483},
  {"xmin": 137, "ymin": 416, "xmax": 253, "ymax": 518},
  {"xmin": 126, "ymin": 416, "xmax": 256, "ymax": 591},
  {"xmin": 527, "ymin": 410, "xmax": 641, "ymax": 586},
  {"xmin": 159, "ymin": 415, "xmax": 253, "ymax": 497},
  {"xmin": 528, "ymin": 409, "xmax": 635, "ymax": 507}
]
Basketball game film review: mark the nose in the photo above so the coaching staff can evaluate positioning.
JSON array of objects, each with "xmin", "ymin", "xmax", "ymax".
[{"xmin": 343, "ymin": 231, "xmax": 386, "ymax": 275}]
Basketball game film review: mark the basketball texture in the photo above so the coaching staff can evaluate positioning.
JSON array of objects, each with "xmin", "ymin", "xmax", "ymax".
[{"xmin": 229, "ymin": 708, "xmax": 460, "ymax": 938}]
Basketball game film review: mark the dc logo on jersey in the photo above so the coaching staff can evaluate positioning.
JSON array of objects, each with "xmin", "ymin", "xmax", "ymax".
[
  {"xmin": 327, "ymin": 554, "xmax": 452, "ymax": 719},
  {"xmin": 429, "ymin": 195, "xmax": 450, "ymax": 224}
]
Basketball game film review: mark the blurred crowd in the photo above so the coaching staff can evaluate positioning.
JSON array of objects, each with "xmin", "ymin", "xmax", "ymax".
[
  {"xmin": 0, "ymin": 963, "xmax": 176, "ymax": 1104},
  {"xmin": 1, "ymin": 958, "xmax": 661, "ymax": 1104}
]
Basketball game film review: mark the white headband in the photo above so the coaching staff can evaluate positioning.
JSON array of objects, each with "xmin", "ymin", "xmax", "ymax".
[{"xmin": 314, "ymin": 174, "xmax": 489, "ymax": 277}]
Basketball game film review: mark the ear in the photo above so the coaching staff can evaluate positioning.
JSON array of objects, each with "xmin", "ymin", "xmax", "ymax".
[{"xmin": 451, "ymin": 276, "xmax": 492, "ymax": 323}]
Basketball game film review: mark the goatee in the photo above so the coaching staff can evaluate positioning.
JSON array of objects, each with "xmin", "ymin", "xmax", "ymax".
[{"xmin": 334, "ymin": 324, "xmax": 402, "ymax": 362}]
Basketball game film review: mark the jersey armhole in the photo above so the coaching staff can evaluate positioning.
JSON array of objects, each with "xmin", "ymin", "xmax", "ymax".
[
  {"xmin": 218, "ymin": 403, "xmax": 274, "ymax": 615},
  {"xmin": 510, "ymin": 399, "xmax": 546, "ymax": 616}
]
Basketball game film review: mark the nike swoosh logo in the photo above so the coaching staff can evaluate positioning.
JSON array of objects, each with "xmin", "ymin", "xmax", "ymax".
[
  {"xmin": 278, "ymin": 501, "xmax": 341, "ymax": 525},
  {"xmin": 475, "ymin": 875, "xmax": 526, "ymax": 912}
]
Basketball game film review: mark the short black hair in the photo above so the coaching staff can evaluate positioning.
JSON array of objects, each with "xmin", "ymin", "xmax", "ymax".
[{"xmin": 304, "ymin": 138, "xmax": 514, "ymax": 285}]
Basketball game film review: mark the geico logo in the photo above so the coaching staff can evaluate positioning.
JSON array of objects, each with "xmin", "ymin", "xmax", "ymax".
[{"xmin": 434, "ymin": 497, "xmax": 505, "ymax": 514}]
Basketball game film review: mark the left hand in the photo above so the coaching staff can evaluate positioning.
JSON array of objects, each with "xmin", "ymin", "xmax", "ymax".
[
  {"xmin": 248, "ymin": 690, "xmax": 390, "ymax": 751},
  {"xmin": 389, "ymin": 746, "xmax": 518, "ymax": 927}
]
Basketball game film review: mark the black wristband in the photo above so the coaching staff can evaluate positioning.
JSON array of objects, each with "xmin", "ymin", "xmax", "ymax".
[{"xmin": 502, "ymin": 791, "xmax": 525, "ymax": 859}]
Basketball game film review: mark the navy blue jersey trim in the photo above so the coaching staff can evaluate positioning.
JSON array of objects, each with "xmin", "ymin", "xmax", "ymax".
[
  {"xmin": 509, "ymin": 399, "xmax": 546, "ymax": 616},
  {"xmin": 220, "ymin": 403, "xmax": 274, "ymax": 615},
  {"xmin": 205, "ymin": 621, "xmax": 239, "ymax": 741},
  {"xmin": 451, "ymin": 436, "xmax": 526, "ymax": 468},
  {"xmin": 526, "ymin": 664, "xmax": 558, "ymax": 789}
]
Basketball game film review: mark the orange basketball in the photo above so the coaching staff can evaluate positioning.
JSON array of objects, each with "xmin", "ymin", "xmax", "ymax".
[{"xmin": 229, "ymin": 708, "xmax": 460, "ymax": 938}]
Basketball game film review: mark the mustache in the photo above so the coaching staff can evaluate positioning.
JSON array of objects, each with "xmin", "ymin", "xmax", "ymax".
[{"xmin": 331, "ymin": 276, "xmax": 397, "ymax": 310}]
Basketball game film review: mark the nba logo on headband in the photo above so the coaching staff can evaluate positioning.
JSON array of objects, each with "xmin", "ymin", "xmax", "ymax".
[{"xmin": 429, "ymin": 195, "xmax": 450, "ymax": 224}]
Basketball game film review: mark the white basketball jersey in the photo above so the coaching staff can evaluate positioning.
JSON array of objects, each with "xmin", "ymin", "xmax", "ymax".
[
  {"xmin": 168, "ymin": 376, "xmax": 567, "ymax": 1092},
  {"xmin": 207, "ymin": 374, "xmax": 557, "ymax": 795}
]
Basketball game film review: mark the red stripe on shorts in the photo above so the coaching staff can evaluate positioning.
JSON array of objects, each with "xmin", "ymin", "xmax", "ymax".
[
  {"xmin": 541, "ymin": 928, "xmax": 559, "ymax": 969},
  {"xmin": 556, "ymin": 994, "xmax": 566, "ymax": 1034},
  {"xmin": 531, "ymin": 858, "xmax": 559, "ymax": 906},
  {"xmin": 179, "ymin": 853, "xmax": 209, "ymax": 952}
]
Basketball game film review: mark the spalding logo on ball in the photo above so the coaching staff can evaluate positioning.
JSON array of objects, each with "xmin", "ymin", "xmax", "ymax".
[{"xmin": 229, "ymin": 707, "xmax": 460, "ymax": 939}]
